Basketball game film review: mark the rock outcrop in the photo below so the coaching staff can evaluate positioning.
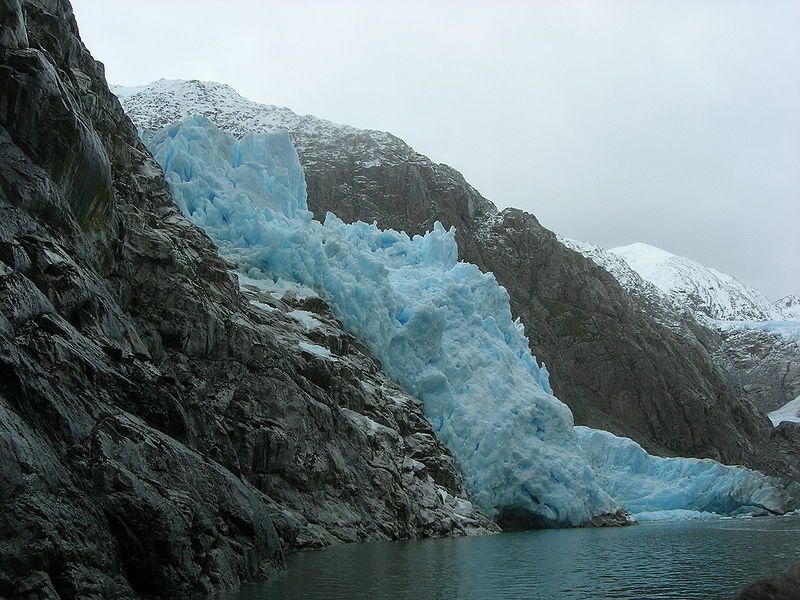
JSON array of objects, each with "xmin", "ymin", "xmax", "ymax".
[
  {"xmin": 733, "ymin": 563, "xmax": 800, "ymax": 600},
  {"xmin": 711, "ymin": 327, "xmax": 800, "ymax": 414},
  {"xmin": 0, "ymin": 1, "xmax": 495, "ymax": 597}
]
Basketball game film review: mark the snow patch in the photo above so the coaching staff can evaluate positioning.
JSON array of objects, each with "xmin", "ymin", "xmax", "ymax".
[
  {"xmin": 238, "ymin": 273, "xmax": 320, "ymax": 301},
  {"xmin": 768, "ymin": 395, "xmax": 800, "ymax": 426},
  {"xmin": 248, "ymin": 299, "xmax": 280, "ymax": 313},
  {"xmin": 298, "ymin": 341, "xmax": 335, "ymax": 360},
  {"xmin": 287, "ymin": 310, "xmax": 322, "ymax": 330}
]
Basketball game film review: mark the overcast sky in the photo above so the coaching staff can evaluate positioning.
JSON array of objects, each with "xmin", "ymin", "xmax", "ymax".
[{"xmin": 71, "ymin": 0, "xmax": 799, "ymax": 299}]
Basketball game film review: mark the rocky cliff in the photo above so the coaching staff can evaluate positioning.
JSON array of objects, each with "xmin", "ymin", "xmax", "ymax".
[
  {"xmin": 711, "ymin": 327, "xmax": 800, "ymax": 414},
  {"xmin": 560, "ymin": 238, "xmax": 800, "ymax": 419},
  {"xmin": 0, "ymin": 1, "xmax": 495, "ymax": 597}
]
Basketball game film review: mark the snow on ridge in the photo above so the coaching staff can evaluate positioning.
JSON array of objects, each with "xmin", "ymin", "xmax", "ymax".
[
  {"xmin": 561, "ymin": 237, "xmax": 798, "ymax": 352},
  {"xmin": 609, "ymin": 242, "xmax": 783, "ymax": 323},
  {"xmin": 113, "ymin": 78, "xmax": 345, "ymax": 136},
  {"xmin": 558, "ymin": 236, "xmax": 689, "ymax": 329},
  {"xmin": 559, "ymin": 236, "xmax": 661, "ymax": 298},
  {"xmin": 113, "ymin": 79, "xmax": 418, "ymax": 166}
]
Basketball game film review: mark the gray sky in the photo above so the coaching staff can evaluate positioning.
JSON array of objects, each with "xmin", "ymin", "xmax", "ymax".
[{"xmin": 71, "ymin": 0, "xmax": 799, "ymax": 299}]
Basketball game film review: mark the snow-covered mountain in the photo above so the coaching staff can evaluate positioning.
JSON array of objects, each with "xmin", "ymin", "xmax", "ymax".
[
  {"xmin": 563, "ymin": 239, "xmax": 800, "ymax": 416},
  {"xmin": 776, "ymin": 295, "xmax": 800, "ymax": 320},
  {"xmin": 558, "ymin": 237, "xmax": 687, "ymax": 329},
  {"xmin": 609, "ymin": 242, "xmax": 784, "ymax": 323}
]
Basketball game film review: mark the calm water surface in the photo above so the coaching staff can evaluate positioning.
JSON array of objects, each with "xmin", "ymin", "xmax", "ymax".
[{"xmin": 226, "ymin": 515, "xmax": 800, "ymax": 600}]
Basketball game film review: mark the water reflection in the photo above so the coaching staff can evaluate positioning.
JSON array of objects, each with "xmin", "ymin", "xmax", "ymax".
[{"xmin": 224, "ymin": 516, "xmax": 800, "ymax": 600}]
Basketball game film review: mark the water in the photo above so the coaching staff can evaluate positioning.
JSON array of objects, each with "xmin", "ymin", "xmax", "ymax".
[{"xmin": 223, "ymin": 516, "xmax": 800, "ymax": 600}]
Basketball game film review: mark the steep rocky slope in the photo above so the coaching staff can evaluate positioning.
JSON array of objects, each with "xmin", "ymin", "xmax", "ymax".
[
  {"xmin": 117, "ymin": 79, "xmax": 794, "ymax": 476},
  {"xmin": 0, "ymin": 1, "xmax": 494, "ymax": 597},
  {"xmin": 558, "ymin": 236, "xmax": 687, "ymax": 330},
  {"xmin": 600, "ymin": 245, "xmax": 800, "ymax": 415},
  {"xmin": 562, "ymin": 240, "xmax": 800, "ymax": 417},
  {"xmin": 710, "ymin": 326, "xmax": 800, "ymax": 414}
]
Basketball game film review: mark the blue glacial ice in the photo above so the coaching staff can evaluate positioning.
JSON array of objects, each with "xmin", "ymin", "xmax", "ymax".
[
  {"xmin": 710, "ymin": 319, "xmax": 800, "ymax": 344},
  {"xmin": 143, "ymin": 115, "xmax": 794, "ymax": 524},
  {"xmin": 576, "ymin": 427, "xmax": 793, "ymax": 520}
]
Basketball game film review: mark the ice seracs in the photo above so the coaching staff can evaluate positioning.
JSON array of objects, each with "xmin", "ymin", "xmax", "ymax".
[{"xmin": 144, "ymin": 115, "xmax": 619, "ymax": 527}]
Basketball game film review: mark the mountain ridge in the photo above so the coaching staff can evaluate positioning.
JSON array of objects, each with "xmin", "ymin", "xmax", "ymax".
[{"xmin": 610, "ymin": 242, "xmax": 787, "ymax": 322}]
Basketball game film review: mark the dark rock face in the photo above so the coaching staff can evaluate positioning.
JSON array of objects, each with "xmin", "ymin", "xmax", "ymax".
[
  {"xmin": 472, "ymin": 209, "xmax": 766, "ymax": 462},
  {"xmin": 733, "ymin": 563, "xmax": 800, "ymax": 600},
  {"xmin": 232, "ymin": 286, "xmax": 497, "ymax": 551},
  {"xmin": 0, "ymin": 1, "xmax": 495, "ymax": 596},
  {"xmin": 292, "ymin": 113, "xmax": 792, "ymax": 477},
  {"xmin": 710, "ymin": 328, "xmax": 800, "ymax": 414}
]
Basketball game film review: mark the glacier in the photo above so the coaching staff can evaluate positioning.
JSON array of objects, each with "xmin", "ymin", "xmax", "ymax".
[
  {"xmin": 711, "ymin": 319, "xmax": 800, "ymax": 345},
  {"xmin": 141, "ymin": 115, "xmax": 795, "ymax": 525},
  {"xmin": 576, "ymin": 427, "xmax": 793, "ymax": 519}
]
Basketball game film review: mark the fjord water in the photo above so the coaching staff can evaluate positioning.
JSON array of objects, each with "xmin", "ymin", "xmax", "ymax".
[{"xmin": 226, "ymin": 516, "xmax": 800, "ymax": 600}]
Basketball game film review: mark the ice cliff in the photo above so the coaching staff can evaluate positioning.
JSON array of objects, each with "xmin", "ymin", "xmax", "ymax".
[
  {"xmin": 142, "ymin": 115, "xmax": 794, "ymax": 524},
  {"xmin": 577, "ymin": 428, "xmax": 794, "ymax": 520}
]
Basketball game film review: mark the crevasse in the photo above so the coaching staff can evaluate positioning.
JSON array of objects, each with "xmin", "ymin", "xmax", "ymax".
[{"xmin": 143, "ymin": 115, "xmax": 793, "ymax": 525}]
